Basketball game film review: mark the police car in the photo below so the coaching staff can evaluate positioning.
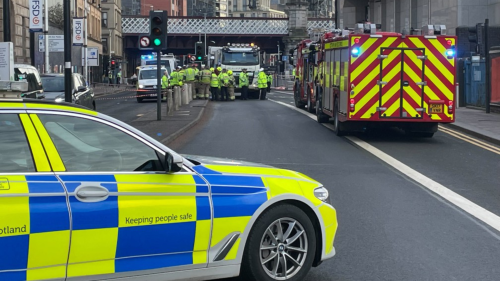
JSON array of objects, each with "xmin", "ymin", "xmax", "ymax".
[{"xmin": 0, "ymin": 98, "xmax": 337, "ymax": 281}]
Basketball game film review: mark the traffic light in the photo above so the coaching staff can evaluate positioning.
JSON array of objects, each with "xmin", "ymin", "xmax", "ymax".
[
  {"xmin": 110, "ymin": 59, "xmax": 116, "ymax": 69},
  {"xmin": 149, "ymin": 10, "xmax": 168, "ymax": 50},
  {"xmin": 468, "ymin": 23, "xmax": 483, "ymax": 55},
  {"xmin": 195, "ymin": 42, "xmax": 204, "ymax": 60}
]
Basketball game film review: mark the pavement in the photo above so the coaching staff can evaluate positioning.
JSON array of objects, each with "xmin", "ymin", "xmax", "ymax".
[
  {"xmin": 447, "ymin": 107, "xmax": 500, "ymax": 145},
  {"xmin": 95, "ymin": 90, "xmax": 208, "ymax": 144}
]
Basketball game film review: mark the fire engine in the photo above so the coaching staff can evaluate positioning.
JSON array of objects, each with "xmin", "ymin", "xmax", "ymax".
[{"xmin": 292, "ymin": 23, "xmax": 456, "ymax": 138}]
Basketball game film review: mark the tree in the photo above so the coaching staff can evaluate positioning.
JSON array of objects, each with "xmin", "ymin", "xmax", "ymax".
[{"xmin": 48, "ymin": 3, "xmax": 64, "ymax": 30}]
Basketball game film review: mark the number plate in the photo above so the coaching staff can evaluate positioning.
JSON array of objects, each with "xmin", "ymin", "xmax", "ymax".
[{"xmin": 429, "ymin": 104, "xmax": 442, "ymax": 114}]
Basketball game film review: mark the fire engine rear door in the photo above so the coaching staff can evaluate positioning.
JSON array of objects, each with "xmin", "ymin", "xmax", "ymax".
[{"xmin": 378, "ymin": 47, "xmax": 425, "ymax": 119}]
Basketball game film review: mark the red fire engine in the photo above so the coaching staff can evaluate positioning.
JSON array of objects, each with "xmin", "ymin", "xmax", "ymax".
[
  {"xmin": 292, "ymin": 39, "xmax": 319, "ymax": 113},
  {"xmin": 293, "ymin": 23, "xmax": 456, "ymax": 138}
]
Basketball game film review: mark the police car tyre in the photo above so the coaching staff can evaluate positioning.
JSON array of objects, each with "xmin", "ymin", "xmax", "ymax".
[
  {"xmin": 240, "ymin": 204, "xmax": 316, "ymax": 281},
  {"xmin": 137, "ymin": 97, "xmax": 143, "ymax": 103}
]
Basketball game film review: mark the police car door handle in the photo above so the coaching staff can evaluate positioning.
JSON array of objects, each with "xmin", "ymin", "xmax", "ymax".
[
  {"xmin": 77, "ymin": 190, "xmax": 108, "ymax": 197},
  {"xmin": 74, "ymin": 185, "xmax": 110, "ymax": 202}
]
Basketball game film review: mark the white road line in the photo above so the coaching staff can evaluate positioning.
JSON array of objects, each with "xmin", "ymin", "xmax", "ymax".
[
  {"xmin": 273, "ymin": 91, "xmax": 293, "ymax": 95},
  {"xmin": 269, "ymin": 98, "xmax": 500, "ymax": 233}
]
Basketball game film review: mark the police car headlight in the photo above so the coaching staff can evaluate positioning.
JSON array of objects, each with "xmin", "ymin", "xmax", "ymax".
[
  {"xmin": 314, "ymin": 186, "xmax": 329, "ymax": 203},
  {"xmin": 138, "ymin": 84, "xmax": 144, "ymax": 89}
]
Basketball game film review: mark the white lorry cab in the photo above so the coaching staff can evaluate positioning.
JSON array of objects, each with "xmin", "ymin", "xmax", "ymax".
[{"xmin": 210, "ymin": 44, "xmax": 261, "ymax": 96}]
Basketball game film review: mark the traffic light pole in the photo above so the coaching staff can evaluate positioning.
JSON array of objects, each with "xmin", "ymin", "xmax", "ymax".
[
  {"xmin": 157, "ymin": 51, "xmax": 162, "ymax": 120},
  {"xmin": 64, "ymin": 0, "xmax": 72, "ymax": 102}
]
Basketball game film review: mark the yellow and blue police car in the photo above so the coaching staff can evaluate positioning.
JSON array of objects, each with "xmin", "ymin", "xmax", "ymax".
[{"xmin": 0, "ymin": 98, "xmax": 337, "ymax": 281}]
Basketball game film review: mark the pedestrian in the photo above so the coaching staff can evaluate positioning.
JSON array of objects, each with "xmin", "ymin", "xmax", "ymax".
[
  {"xmin": 199, "ymin": 65, "xmax": 212, "ymax": 99},
  {"xmin": 292, "ymin": 68, "xmax": 296, "ymax": 80},
  {"xmin": 170, "ymin": 66, "xmax": 182, "ymax": 105},
  {"xmin": 108, "ymin": 70, "xmax": 114, "ymax": 87},
  {"xmin": 161, "ymin": 70, "xmax": 169, "ymax": 99},
  {"xmin": 258, "ymin": 68, "xmax": 268, "ymax": 100},
  {"xmin": 117, "ymin": 70, "xmax": 122, "ymax": 87},
  {"xmin": 227, "ymin": 70, "xmax": 235, "ymax": 101},
  {"xmin": 185, "ymin": 64, "xmax": 196, "ymax": 100},
  {"xmin": 267, "ymin": 71, "xmax": 273, "ymax": 93},
  {"xmin": 220, "ymin": 69, "xmax": 229, "ymax": 101},
  {"xmin": 239, "ymin": 68, "xmax": 249, "ymax": 100},
  {"xmin": 210, "ymin": 71, "xmax": 220, "ymax": 101},
  {"xmin": 193, "ymin": 64, "xmax": 200, "ymax": 99}
]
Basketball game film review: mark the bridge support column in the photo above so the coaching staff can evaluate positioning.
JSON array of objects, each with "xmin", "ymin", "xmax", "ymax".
[{"xmin": 284, "ymin": 0, "xmax": 309, "ymax": 71}]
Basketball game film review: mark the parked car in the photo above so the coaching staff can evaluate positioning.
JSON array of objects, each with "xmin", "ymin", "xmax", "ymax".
[
  {"xmin": 13, "ymin": 64, "xmax": 44, "ymax": 99},
  {"xmin": 40, "ymin": 73, "xmax": 96, "ymax": 110}
]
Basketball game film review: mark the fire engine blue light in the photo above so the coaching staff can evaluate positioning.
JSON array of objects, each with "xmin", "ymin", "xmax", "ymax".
[
  {"xmin": 446, "ymin": 49, "xmax": 455, "ymax": 57},
  {"xmin": 352, "ymin": 48, "xmax": 360, "ymax": 56}
]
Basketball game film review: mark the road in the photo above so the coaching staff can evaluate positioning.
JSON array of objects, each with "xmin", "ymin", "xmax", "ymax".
[{"xmin": 98, "ymin": 90, "xmax": 500, "ymax": 280}]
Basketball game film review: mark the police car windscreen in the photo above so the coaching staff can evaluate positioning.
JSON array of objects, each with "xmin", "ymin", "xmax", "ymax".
[
  {"xmin": 222, "ymin": 52, "xmax": 259, "ymax": 65},
  {"xmin": 145, "ymin": 61, "xmax": 171, "ymax": 73}
]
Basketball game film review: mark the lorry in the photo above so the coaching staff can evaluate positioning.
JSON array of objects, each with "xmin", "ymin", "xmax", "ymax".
[
  {"xmin": 291, "ymin": 23, "xmax": 456, "ymax": 138},
  {"xmin": 209, "ymin": 44, "xmax": 262, "ymax": 97}
]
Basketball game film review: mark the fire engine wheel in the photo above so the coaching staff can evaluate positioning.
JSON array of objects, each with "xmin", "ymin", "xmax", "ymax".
[
  {"xmin": 137, "ymin": 97, "xmax": 144, "ymax": 103},
  {"xmin": 333, "ymin": 100, "xmax": 345, "ymax": 136},
  {"xmin": 294, "ymin": 84, "xmax": 305, "ymax": 109},
  {"xmin": 306, "ymin": 87, "xmax": 315, "ymax": 114}
]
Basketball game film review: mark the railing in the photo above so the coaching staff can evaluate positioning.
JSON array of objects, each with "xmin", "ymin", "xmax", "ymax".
[{"xmin": 122, "ymin": 16, "xmax": 335, "ymax": 35}]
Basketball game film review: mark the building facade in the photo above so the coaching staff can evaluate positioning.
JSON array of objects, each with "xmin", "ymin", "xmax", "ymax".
[
  {"xmin": 228, "ymin": 0, "xmax": 286, "ymax": 17},
  {"xmin": 122, "ymin": 0, "xmax": 141, "ymax": 15},
  {"xmin": 139, "ymin": 0, "xmax": 187, "ymax": 16},
  {"xmin": 0, "ymin": 0, "xmax": 32, "ymax": 64},
  {"xmin": 341, "ymin": 0, "xmax": 500, "ymax": 35}
]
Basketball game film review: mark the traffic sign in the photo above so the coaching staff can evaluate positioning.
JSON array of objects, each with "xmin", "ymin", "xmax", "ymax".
[
  {"xmin": 140, "ymin": 36, "xmax": 151, "ymax": 48},
  {"xmin": 38, "ymin": 35, "xmax": 64, "ymax": 52}
]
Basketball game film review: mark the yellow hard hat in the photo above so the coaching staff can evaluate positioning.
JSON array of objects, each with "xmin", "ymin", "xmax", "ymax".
[
  {"xmin": 179, "ymin": 81, "xmax": 183, "ymax": 86},
  {"xmin": 210, "ymin": 67, "xmax": 214, "ymax": 72},
  {"xmin": 227, "ymin": 70, "xmax": 233, "ymax": 75},
  {"xmin": 217, "ymin": 67, "xmax": 222, "ymax": 71}
]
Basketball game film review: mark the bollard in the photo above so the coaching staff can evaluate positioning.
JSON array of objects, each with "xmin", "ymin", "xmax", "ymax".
[
  {"xmin": 182, "ymin": 84, "xmax": 189, "ymax": 105},
  {"xmin": 174, "ymin": 86, "xmax": 181, "ymax": 110},
  {"xmin": 167, "ymin": 89, "xmax": 174, "ymax": 116}
]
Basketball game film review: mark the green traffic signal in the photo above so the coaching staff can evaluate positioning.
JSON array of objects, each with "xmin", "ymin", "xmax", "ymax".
[
  {"xmin": 154, "ymin": 38, "xmax": 161, "ymax": 46},
  {"xmin": 197, "ymin": 56, "xmax": 202, "ymax": 60}
]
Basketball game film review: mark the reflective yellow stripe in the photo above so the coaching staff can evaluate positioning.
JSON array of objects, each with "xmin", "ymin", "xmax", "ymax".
[
  {"xmin": 29, "ymin": 114, "xmax": 66, "ymax": 172},
  {"xmin": 25, "ymin": 103, "xmax": 98, "ymax": 116},
  {"xmin": 19, "ymin": 114, "xmax": 51, "ymax": 172},
  {"xmin": 0, "ymin": 102, "xmax": 24, "ymax": 108}
]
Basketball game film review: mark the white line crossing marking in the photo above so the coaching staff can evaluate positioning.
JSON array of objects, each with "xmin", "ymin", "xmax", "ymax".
[{"xmin": 269, "ymin": 98, "xmax": 500, "ymax": 233}]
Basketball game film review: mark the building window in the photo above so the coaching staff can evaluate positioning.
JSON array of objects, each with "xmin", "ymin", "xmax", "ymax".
[
  {"xmin": 251, "ymin": 12, "xmax": 255, "ymax": 17},
  {"xmin": 229, "ymin": 13, "xmax": 233, "ymax": 17},
  {"xmin": 102, "ymin": 12, "xmax": 107, "ymax": 27},
  {"xmin": 243, "ymin": 0, "xmax": 247, "ymax": 10},
  {"xmin": 240, "ymin": 13, "xmax": 244, "ymax": 17},
  {"xmin": 102, "ymin": 37, "xmax": 108, "ymax": 54},
  {"xmin": 262, "ymin": 13, "xmax": 267, "ymax": 17}
]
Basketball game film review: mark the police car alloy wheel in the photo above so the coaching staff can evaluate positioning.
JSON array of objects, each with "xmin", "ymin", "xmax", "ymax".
[{"xmin": 241, "ymin": 204, "xmax": 316, "ymax": 281}]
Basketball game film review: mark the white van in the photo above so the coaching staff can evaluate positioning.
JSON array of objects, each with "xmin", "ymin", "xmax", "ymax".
[{"xmin": 136, "ymin": 66, "xmax": 167, "ymax": 103}]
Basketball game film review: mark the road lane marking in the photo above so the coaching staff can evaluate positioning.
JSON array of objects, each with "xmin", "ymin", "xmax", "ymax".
[
  {"xmin": 269, "ymin": 98, "xmax": 500, "ymax": 233},
  {"xmin": 439, "ymin": 126, "xmax": 500, "ymax": 155}
]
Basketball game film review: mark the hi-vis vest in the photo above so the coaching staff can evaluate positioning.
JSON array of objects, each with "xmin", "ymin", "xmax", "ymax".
[
  {"xmin": 258, "ymin": 72, "xmax": 267, "ymax": 88},
  {"xmin": 210, "ymin": 73, "xmax": 219, "ymax": 87},
  {"xmin": 201, "ymin": 70, "xmax": 212, "ymax": 84}
]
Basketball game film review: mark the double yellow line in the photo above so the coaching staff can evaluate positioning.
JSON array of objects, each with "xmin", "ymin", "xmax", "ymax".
[{"xmin": 439, "ymin": 126, "xmax": 500, "ymax": 155}]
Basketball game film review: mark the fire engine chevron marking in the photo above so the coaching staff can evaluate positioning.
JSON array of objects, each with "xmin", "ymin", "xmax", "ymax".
[
  {"xmin": 351, "ymin": 37, "xmax": 397, "ymax": 78},
  {"xmin": 408, "ymin": 38, "xmax": 454, "ymax": 85},
  {"xmin": 404, "ymin": 50, "xmax": 454, "ymax": 90}
]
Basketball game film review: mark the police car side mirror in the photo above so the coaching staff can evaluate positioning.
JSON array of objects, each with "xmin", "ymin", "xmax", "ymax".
[{"xmin": 164, "ymin": 152, "xmax": 182, "ymax": 173}]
